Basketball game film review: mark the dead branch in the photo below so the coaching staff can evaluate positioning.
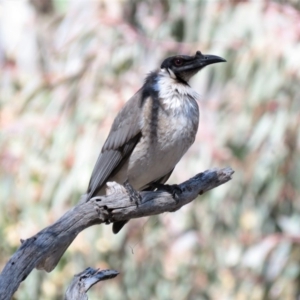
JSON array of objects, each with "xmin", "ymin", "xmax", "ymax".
[
  {"xmin": 0, "ymin": 167, "xmax": 234, "ymax": 300},
  {"xmin": 64, "ymin": 268, "xmax": 119, "ymax": 300}
]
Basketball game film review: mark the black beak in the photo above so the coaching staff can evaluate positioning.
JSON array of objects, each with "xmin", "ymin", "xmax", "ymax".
[
  {"xmin": 176, "ymin": 51, "xmax": 226, "ymax": 72},
  {"xmin": 200, "ymin": 54, "xmax": 226, "ymax": 66},
  {"xmin": 195, "ymin": 50, "xmax": 226, "ymax": 67}
]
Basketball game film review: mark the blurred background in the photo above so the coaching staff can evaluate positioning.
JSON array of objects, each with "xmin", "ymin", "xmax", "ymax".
[{"xmin": 1, "ymin": 0, "xmax": 300, "ymax": 299}]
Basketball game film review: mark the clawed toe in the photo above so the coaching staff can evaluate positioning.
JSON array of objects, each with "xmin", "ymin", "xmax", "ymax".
[{"xmin": 123, "ymin": 180, "xmax": 141, "ymax": 207}]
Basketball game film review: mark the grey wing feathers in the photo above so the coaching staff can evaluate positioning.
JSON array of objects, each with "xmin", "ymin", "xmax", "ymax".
[
  {"xmin": 102, "ymin": 89, "xmax": 143, "ymax": 151},
  {"xmin": 87, "ymin": 150, "xmax": 123, "ymax": 197},
  {"xmin": 86, "ymin": 90, "xmax": 143, "ymax": 199}
]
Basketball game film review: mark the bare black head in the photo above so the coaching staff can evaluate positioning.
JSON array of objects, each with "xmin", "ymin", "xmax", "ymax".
[{"xmin": 160, "ymin": 51, "xmax": 226, "ymax": 84}]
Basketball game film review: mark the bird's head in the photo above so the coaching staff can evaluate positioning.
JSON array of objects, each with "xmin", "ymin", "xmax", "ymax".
[{"xmin": 160, "ymin": 51, "xmax": 226, "ymax": 83}]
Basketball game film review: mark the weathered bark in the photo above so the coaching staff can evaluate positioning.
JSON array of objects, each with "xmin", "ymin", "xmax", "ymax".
[
  {"xmin": 0, "ymin": 167, "xmax": 234, "ymax": 300},
  {"xmin": 64, "ymin": 268, "xmax": 119, "ymax": 300}
]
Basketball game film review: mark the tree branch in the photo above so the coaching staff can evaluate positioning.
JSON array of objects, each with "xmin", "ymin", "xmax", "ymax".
[
  {"xmin": 0, "ymin": 167, "xmax": 234, "ymax": 300},
  {"xmin": 64, "ymin": 268, "xmax": 119, "ymax": 300}
]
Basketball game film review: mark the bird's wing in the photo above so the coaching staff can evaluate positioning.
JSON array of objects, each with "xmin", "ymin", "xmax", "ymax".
[{"xmin": 87, "ymin": 89, "xmax": 144, "ymax": 199}]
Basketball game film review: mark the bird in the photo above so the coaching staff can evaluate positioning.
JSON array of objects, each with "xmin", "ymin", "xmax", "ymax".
[{"xmin": 85, "ymin": 50, "xmax": 226, "ymax": 234}]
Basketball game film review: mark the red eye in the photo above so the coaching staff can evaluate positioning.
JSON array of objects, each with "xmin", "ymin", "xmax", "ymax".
[{"xmin": 174, "ymin": 58, "xmax": 183, "ymax": 66}]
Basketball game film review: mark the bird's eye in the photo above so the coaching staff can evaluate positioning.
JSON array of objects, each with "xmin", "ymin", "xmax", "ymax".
[{"xmin": 174, "ymin": 58, "xmax": 183, "ymax": 66}]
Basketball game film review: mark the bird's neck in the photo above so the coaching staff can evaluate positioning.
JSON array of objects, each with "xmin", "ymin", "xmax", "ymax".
[{"xmin": 152, "ymin": 69, "xmax": 200, "ymax": 112}]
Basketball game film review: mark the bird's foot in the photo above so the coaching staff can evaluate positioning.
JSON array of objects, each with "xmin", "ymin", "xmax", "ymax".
[
  {"xmin": 152, "ymin": 183, "xmax": 182, "ymax": 204},
  {"xmin": 123, "ymin": 180, "xmax": 141, "ymax": 207}
]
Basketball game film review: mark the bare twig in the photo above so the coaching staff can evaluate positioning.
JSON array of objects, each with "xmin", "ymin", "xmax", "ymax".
[
  {"xmin": 64, "ymin": 268, "xmax": 119, "ymax": 300},
  {"xmin": 0, "ymin": 167, "xmax": 234, "ymax": 300}
]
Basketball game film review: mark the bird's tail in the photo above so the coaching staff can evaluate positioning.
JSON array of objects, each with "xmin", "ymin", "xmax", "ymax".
[{"xmin": 112, "ymin": 220, "xmax": 128, "ymax": 234}]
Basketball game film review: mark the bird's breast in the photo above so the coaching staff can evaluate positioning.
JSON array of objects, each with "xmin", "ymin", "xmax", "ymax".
[{"xmin": 125, "ymin": 94, "xmax": 199, "ymax": 189}]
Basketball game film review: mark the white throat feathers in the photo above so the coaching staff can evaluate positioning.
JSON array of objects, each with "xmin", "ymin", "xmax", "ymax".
[{"xmin": 154, "ymin": 68, "xmax": 200, "ymax": 114}]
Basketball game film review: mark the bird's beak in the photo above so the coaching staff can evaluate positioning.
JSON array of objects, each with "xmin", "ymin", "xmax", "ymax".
[
  {"xmin": 200, "ymin": 54, "xmax": 226, "ymax": 67},
  {"xmin": 194, "ymin": 50, "xmax": 226, "ymax": 68},
  {"xmin": 177, "ymin": 51, "xmax": 226, "ymax": 72}
]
